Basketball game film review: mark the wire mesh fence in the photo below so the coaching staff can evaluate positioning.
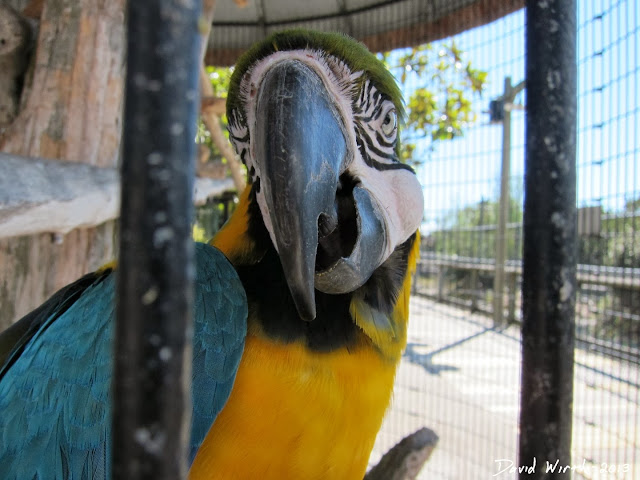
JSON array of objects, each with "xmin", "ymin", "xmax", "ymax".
[
  {"xmin": 197, "ymin": 1, "xmax": 639, "ymax": 477},
  {"xmin": 368, "ymin": 2, "xmax": 639, "ymax": 478}
]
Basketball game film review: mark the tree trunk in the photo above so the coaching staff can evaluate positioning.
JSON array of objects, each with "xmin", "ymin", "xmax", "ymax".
[
  {"xmin": 0, "ymin": 0, "xmax": 125, "ymax": 330},
  {"xmin": 1, "ymin": 0, "xmax": 125, "ymax": 164}
]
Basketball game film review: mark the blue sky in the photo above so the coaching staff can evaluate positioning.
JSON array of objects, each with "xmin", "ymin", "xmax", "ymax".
[{"xmin": 389, "ymin": 1, "xmax": 639, "ymax": 232}]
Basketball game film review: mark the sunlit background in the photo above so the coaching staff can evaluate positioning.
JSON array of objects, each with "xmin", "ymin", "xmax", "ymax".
[{"xmin": 195, "ymin": 1, "xmax": 639, "ymax": 477}]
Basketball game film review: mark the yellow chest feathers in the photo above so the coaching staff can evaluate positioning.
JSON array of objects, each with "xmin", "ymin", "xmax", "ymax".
[{"xmin": 189, "ymin": 335, "xmax": 398, "ymax": 480}]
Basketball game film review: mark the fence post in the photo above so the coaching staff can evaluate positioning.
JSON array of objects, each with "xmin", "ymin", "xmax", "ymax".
[
  {"xmin": 507, "ymin": 272, "xmax": 517, "ymax": 323},
  {"xmin": 519, "ymin": 1, "xmax": 577, "ymax": 478},
  {"xmin": 493, "ymin": 76, "xmax": 512, "ymax": 326},
  {"xmin": 438, "ymin": 267, "xmax": 446, "ymax": 302},
  {"xmin": 113, "ymin": 1, "xmax": 201, "ymax": 478},
  {"xmin": 494, "ymin": 76, "xmax": 525, "ymax": 326},
  {"xmin": 471, "ymin": 268, "xmax": 479, "ymax": 311}
]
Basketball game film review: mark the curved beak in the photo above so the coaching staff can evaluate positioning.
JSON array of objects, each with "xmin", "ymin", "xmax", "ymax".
[{"xmin": 254, "ymin": 60, "xmax": 387, "ymax": 321}]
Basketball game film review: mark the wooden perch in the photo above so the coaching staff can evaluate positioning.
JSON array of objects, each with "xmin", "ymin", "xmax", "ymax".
[
  {"xmin": 364, "ymin": 428, "xmax": 439, "ymax": 480},
  {"xmin": 0, "ymin": 153, "xmax": 234, "ymax": 239},
  {"xmin": 193, "ymin": 176, "xmax": 235, "ymax": 205}
]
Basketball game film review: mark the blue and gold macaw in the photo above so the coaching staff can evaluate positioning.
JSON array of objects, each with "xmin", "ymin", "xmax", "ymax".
[{"xmin": 0, "ymin": 29, "xmax": 423, "ymax": 479}]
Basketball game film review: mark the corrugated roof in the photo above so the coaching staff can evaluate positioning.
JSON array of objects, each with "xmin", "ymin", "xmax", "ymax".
[{"xmin": 205, "ymin": 0, "xmax": 524, "ymax": 65}]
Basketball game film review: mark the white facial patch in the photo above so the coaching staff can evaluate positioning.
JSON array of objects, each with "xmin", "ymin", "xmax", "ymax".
[
  {"xmin": 351, "ymin": 162, "xmax": 424, "ymax": 261},
  {"xmin": 228, "ymin": 49, "xmax": 362, "ymax": 253}
]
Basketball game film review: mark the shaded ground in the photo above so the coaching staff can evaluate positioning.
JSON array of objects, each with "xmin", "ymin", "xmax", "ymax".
[{"xmin": 369, "ymin": 296, "xmax": 639, "ymax": 479}]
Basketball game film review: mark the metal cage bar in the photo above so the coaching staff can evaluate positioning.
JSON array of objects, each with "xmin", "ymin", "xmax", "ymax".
[
  {"xmin": 519, "ymin": 0, "xmax": 577, "ymax": 476},
  {"xmin": 113, "ymin": 1, "xmax": 201, "ymax": 478}
]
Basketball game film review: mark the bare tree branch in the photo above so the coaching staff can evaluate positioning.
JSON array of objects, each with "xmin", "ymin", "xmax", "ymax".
[
  {"xmin": 197, "ymin": 0, "xmax": 247, "ymax": 192},
  {"xmin": 0, "ymin": 153, "xmax": 233, "ymax": 239},
  {"xmin": 201, "ymin": 96, "xmax": 226, "ymax": 116},
  {"xmin": 199, "ymin": 67, "xmax": 246, "ymax": 191},
  {"xmin": 364, "ymin": 428, "xmax": 439, "ymax": 480},
  {"xmin": 199, "ymin": 0, "xmax": 217, "ymax": 63}
]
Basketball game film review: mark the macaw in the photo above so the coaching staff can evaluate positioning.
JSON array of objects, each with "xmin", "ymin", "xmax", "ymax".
[{"xmin": 0, "ymin": 29, "xmax": 423, "ymax": 480}]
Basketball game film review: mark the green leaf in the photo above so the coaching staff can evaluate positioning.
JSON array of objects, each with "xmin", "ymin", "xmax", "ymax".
[{"xmin": 385, "ymin": 40, "xmax": 487, "ymax": 165}]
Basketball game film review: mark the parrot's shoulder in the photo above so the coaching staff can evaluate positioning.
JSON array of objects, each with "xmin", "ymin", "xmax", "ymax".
[
  {"xmin": 0, "ymin": 242, "xmax": 247, "ymax": 479},
  {"xmin": 190, "ymin": 242, "xmax": 248, "ymax": 460},
  {"xmin": 0, "ymin": 266, "xmax": 116, "ymax": 480},
  {"xmin": 0, "ymin": 267, "xmax": 114, "ymax": 377}
]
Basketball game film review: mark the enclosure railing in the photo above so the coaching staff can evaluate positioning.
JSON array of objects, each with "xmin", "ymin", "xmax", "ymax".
[{"xmin": 416, "ymin": 251, "xmax": 640, "ymax": 362}]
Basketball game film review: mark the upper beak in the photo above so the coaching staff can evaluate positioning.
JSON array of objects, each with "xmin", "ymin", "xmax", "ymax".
[{"xmin": 254, "ymin": 59, "xmax": 387, "ymax": 321}]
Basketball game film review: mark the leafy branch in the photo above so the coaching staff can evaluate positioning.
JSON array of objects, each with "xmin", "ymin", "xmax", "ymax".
[{"xmin": 381, "ymin": 42, "xmax": 488, "ymax": 165}]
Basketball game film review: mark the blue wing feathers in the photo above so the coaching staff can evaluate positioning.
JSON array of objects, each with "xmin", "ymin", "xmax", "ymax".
[
  {"xmin": 0, "ymin": 274, "xmax": 115, "ymax": 480},
  {"xmin": 0, "ymin": 243, "xmax": 247, "ymax": 479},
  {"xmin": 189, "ymin": 243, "xmax": 247, "ymax": 461}
]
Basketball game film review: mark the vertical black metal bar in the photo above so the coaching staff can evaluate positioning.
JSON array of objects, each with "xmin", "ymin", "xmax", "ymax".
[
  {"xmin": 519, "ymin": 1, "xmax": 577, "ymax": 477},
  {"xmin": 114, "ymin": 1, "xmax": 201, "ymax": 479}
]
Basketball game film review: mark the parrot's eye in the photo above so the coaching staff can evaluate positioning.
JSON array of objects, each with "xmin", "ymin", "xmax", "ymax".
[{"xmin": 381, "ymin": 108, "xmax": 397, "ymax": 138}]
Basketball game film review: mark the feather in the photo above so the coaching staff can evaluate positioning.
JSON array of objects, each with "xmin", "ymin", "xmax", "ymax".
[{"xmin": 0, "ymin": 243, "xmax": 247, "ymax": 480}]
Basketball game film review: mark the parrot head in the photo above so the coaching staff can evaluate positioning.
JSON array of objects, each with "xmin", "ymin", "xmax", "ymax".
[{"xmin": 226, "ymin": 29, "xmax": 423, "ymax": 323}]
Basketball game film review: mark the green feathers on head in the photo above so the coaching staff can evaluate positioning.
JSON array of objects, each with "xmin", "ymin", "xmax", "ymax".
[{"xmin": 226, "ymin": 29, "xmax": 404, "ymax": 122}]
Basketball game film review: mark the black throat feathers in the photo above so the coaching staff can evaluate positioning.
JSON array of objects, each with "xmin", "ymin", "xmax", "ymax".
[{"xmin": 235, "ymin": 186, "xmax": 415, "ymax": 352}]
